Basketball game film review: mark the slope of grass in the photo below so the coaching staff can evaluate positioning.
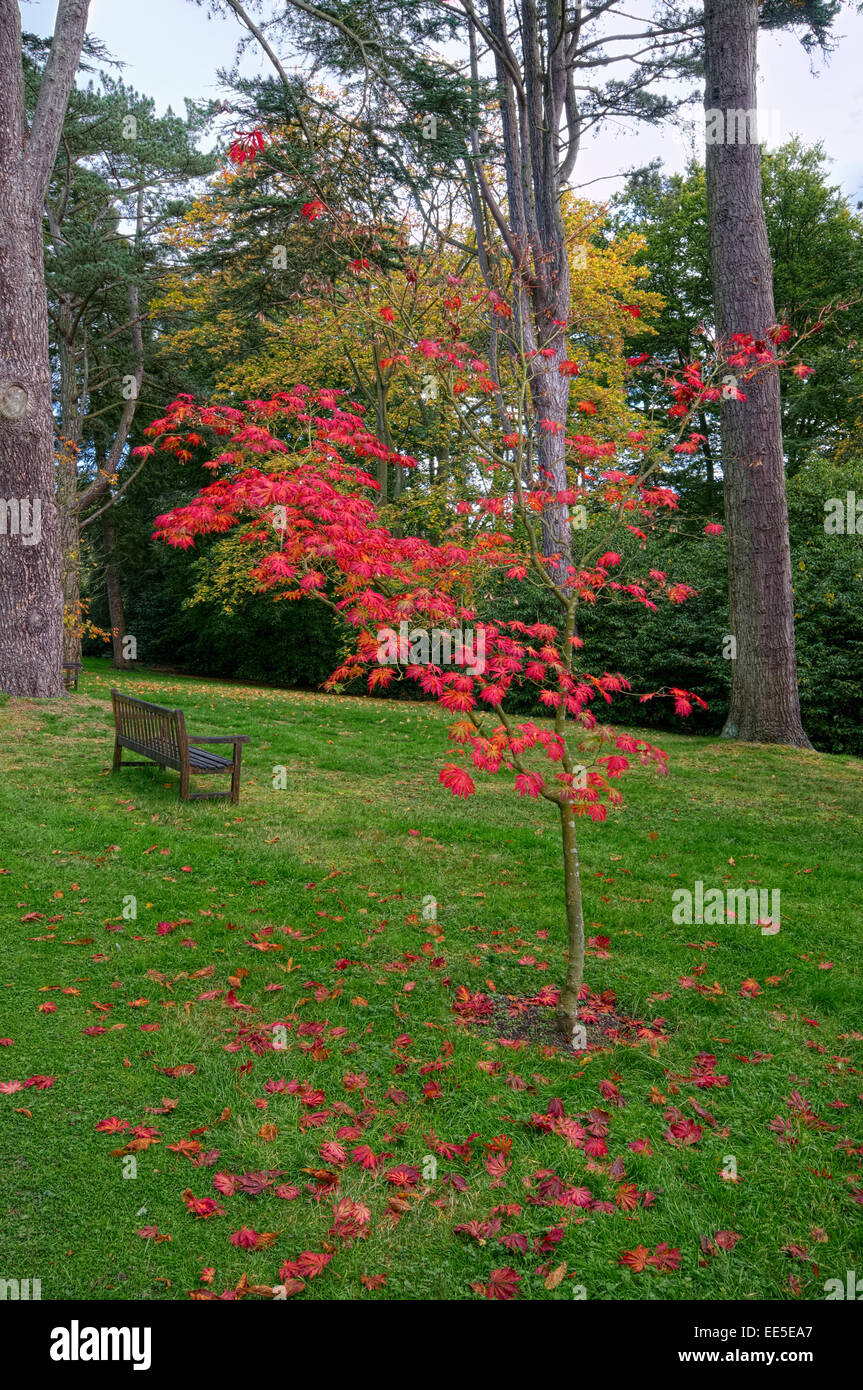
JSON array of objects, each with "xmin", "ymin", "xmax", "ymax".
[{"xmin": 0, "ymin": 658, "xmax": 861, "ymax": 1302}]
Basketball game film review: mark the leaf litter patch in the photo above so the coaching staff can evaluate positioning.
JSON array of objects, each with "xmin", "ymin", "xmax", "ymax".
[{"xmin": 454, "ymin": 982, "xmax": 671, "ymax": 1052}]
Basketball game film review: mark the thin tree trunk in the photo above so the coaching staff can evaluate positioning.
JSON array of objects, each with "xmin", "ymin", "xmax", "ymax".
[
  {"xmin": 555, "ymin": 797, "xmax": 585, "ymax": 1042},
  {"xmin": 0, "ymin": 0, "xmax": 90, "ymax": 696},
  {"xmin": 373, "ymin": 348, "xmax": 389, "ymax": 504},
  {"xmin": 699, "ymin": 409, "xmax": 716, "ymax": 501},
  {"xmin": 59, "ymin": 191, "xmax": 146, "ymax": 663},
  {"xmin": 101, "ymin": 508, "xmax": 131, "ymax": 669},
  {"xmin": 482, "ymin": 0, "xmax": 574, "ymax": 586},
  {"xmin": 74, "ymin": 198, "xmax": 146, "ymax": 657},
  {"xmin": 58, "ymin": 456, "xmax": 83, "ymax": 665},
  {"xmin": 56, "ymin": 301, "xmax": 84, "ymax": 664},
  {"xmin": 703, "ymin": 0, "xmax": 811, "ymax": 747}
]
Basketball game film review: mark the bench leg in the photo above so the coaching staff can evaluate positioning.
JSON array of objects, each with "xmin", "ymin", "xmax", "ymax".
[
  {"xmin": 179, "ymin": 761, "xmax": 191, "ymax": 801},
  {"xmin": 112, "ymin": 739, "xmax": 122, "ymax": 771},
  {"xmin": 230, "ymin": 744, "xmax": 243, "ymax": 804}
]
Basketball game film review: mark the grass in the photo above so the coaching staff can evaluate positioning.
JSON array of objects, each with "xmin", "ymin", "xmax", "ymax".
[{"xmin": 0, "ymin": 657, "xmax": 861, "ymax": 1302}]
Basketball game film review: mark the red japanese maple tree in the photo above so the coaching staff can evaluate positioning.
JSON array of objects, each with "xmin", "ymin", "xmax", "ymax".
[{"xmin": 145, "ymin": 323, "xmax": 802, "ymax": 1040}]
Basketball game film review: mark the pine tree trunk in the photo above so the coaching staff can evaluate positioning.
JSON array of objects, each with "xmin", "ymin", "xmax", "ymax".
[
  {"xmin": 0, "ymin": 26, "xmax": 62, "ymax": 694},
  {"xmin": 0, "ymin": 0, "xmax": 90, "ymax": 696},
  {"xmin": 703, "ymin": 0, "xmax": 811, "ymax": 747}
]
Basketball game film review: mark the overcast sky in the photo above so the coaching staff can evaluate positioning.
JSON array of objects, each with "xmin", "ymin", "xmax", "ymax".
[{"xmin": 21, "ymin": 0, "xmax": 863, "ymax": 206}]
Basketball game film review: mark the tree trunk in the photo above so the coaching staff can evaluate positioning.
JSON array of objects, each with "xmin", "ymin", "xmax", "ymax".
[
  {"xmin": 0, "ymin": 0, "xmax": 90, "ymax": 696},
  {"xmin": 101, "ymin": 509, "xmax": 132, "ymax": 669},
  {"xmin": 57, "ymin": 309, "xmax": 83, "ymax": 665},
  {"xmin": 482, "ymin": 0, "xmax": 574, "ymax": 587},
  {"xmin": 55, "ymin": 290, "xmax": 84, "ymax": 665},
  {"xmin": 59, "ymin": 463, "xmax": 83, "ymax": 666},
  {"xmin": 703, "ymin": 0, "xmax": 811, "ymax": 747},
  {"xmin": 57, "ymin": 193, "xmax": 145, "ymax": 666},
  {"xmin": 373, "ymin": 348, "xmax": 390, "ymax": 504},
  {"xmin": 555, "ymin": 797, "xmax": 585, "ymax": 1043}
]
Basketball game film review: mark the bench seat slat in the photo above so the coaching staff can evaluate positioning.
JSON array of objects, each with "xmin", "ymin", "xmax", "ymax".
[{"xmin": 187, "ymin": 747, "xmax": 232, "ymax": 770}]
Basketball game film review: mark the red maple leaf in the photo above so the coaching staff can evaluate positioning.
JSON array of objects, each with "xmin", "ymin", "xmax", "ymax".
[
  {"xmin": 484, "ymin": 1267, "xmax": 522, "ymax": 1301},
  {"xmin": 714, "ymin": 1230, "xmax": 742, "ymax": 1251},
  {"xmin": 279, "ymin": 1250, "xmax": 332, "ymax": 1279},
  {"xmin": 647, "ymin": 1243, "xmax": 681, "ymax": 1272},
  {"xmin": 229, "ymin": 1227, "xmax": 264, "ymax": 1249},
  {"xmin": 385, "ymin": 1165, "xmax": 421, "ymax": 1187},
  {"xmin": 351, "ymin": 1144, "xmax": 388, "ymax": 1170},
  {"xmin": 183, "ymin": 1194, "xmax": 225, "ymax": 1219},
  {"xmin": 618, "ymin": 1245, "xmax": 651, "ymax": 1272}
]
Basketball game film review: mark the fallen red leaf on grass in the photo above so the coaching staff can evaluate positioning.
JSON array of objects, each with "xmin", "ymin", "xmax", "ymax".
[
  {"xmin": 482, "ymin": 1267, "xmax": 522, "ymax": 1300},
  {"xmin": 279, "ymin": 1250, "xmax": 332, "ymax": 1279},
  {"xmin": 714, "ymin": 1230, "xmax": 742, "ymax": 1250},
  {"xmin": 229, "ymin": 1227, "xmax": 277, "ymax": 1250},
  {"xmin": 647, "ymin": 1243, "xmax": 681, "ymax": 1272},
  {"xmin": 618, "ymin": 1244, "xmax": 652, "ymax": 1272}
]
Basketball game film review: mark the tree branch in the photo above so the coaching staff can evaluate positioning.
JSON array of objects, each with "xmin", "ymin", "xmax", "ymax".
[{"xmin": 25, "ymin": 0, "xmax": 90, "ymax": 211}]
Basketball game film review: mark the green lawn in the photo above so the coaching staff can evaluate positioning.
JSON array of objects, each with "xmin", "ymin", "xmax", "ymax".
[{"xmin": 1, "ymin": 659, "xmax": 861, "ymax": 1301}]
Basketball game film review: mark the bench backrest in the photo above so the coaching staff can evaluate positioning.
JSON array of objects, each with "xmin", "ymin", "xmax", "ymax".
[{"xmin": 111, "ymin": 690, "xmax": 187, "ymax": 768}]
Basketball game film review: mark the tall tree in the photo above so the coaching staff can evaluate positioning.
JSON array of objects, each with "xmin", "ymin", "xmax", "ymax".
[
  {"xmin": 611, "ymin": 142, "xmax": 863, "ymax": 483},
  {"xmin": 0, "ymin": 0, "xmax": 89, "ymax": 696},
  {"xmin": 36, "ymin": 69, "xmax": 214, "ymax": 664},
  {"xmin": 211, "ymin": 0, "xmax": 851, "ymax": 743},
  {"xmin": 209, "ymin": 0, "xmax": 703, "ymax": 582},
  {"xmin": 703, "ymin": 0, "xmax": 811, "ymax": 745}
]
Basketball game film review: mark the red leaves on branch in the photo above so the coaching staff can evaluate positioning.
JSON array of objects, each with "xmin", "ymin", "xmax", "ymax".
[
  {"xmin": 145, "ymin": 358, "xmax": 716, "ymax": 826},
  {"xmin": 439, "ymin": 764, "xmax": 476, "ymax": 799},
  {"xmin": 228, "ymin": 129, "xmax": 266, "ymax": 166}
]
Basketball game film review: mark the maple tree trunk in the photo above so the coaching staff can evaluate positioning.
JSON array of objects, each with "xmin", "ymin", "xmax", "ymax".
[
  {"xmin": 556, "ymin": 799, "xmax": 585, "ymax": 1041},
  {"xmin": 703, "ymin": 0, "xmax": 811, "ymax": 747},
  {"xmin": 0, "ymin": 0, "xmax": 90, "ymax": 696}
]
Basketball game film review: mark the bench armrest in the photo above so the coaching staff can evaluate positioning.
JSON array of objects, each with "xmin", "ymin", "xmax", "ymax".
[{"xmin": 187, "ymin": 734, "xmax": 250, "ymax": 745}]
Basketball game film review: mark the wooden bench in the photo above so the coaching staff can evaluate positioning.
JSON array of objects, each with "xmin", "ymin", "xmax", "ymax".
[{"xmin": 110, "ymin": 690, "xmax": 249, "ymax": 803}]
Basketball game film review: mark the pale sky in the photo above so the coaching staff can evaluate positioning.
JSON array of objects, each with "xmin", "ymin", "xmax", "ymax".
[{"xmin": 21, "ymin": 0, "xmax": 863, "ymax": 205}]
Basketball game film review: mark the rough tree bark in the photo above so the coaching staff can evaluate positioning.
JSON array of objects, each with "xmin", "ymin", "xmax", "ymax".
[
  {"xmin": 703, "ymin": 0, "xmax": 811, "ymax": 746},
  {"xmin": 0, "ymin": 0, "xmax": 90, "ymax": 696}
]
